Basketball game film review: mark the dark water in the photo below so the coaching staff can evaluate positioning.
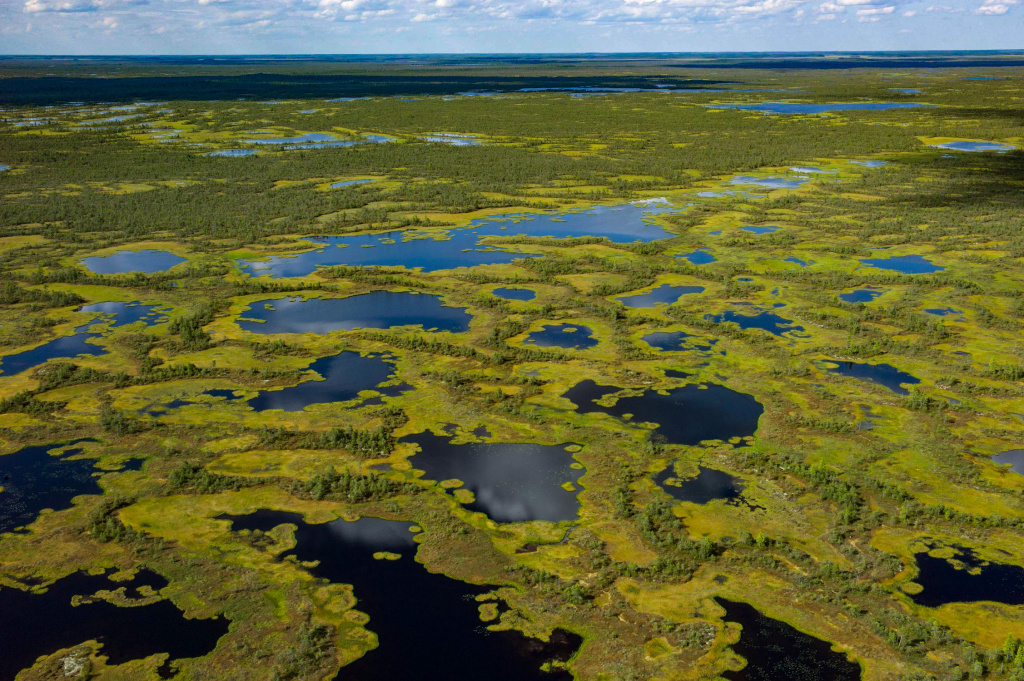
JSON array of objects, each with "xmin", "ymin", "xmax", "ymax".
[
  {"xmin": 331, "ymin": 179, "xmax": 376, "ymax": 188},
  {"xmin": 839, "ymin": 287, "xmax": 884, "ymax": 303},
  {"xmin": 562, "ymin": 380, "xmax": 762, "ymax": 445},
  {"xmin": 716, "ymin": 598, "xmax": 861, "ymax": 681},
  {"xmin": 240, "ymin": 203, "xmax": 675, "ymax": 276},
  {"xmin": 207, "ymin": 149, "xmax": 258, "ymax": 157},
  {"xmin": 679, "ymin": 249, "xmax": 716, "ymax": 265},
  {"xmin": 910, "ymin": 546, "xmax": 1024, "ymax": 607},
  {"xmin": 993, "ymin": 449, "xmax": 1024, "ymax": 474},
  {"xmin": 823, "ymin": 360, "xmax": 920, "ymax": 395},
  {"xmin": 402, "ymin": 431, "xmax": 583, "ymax": 523},
  {"xmin": 654, "ymin": 464, "xmax": 744, "ymax": 504},
  {"xmin": 236, "ymin": 292, "xmax": 472, "ymax": 334},
  {"xmin": 741, "ymin": 225, "xmax": 780, "ymax": 235},
  {"xmin": 729, "ymin": 176, "xmax": 806, "ymax": 189},
  {"xmin": 923, "ymin": 307, "xmax": 962, "ymax": 318},
  {"xmin": 523, "ymin": 324, "xmax": 597, "ymax": 349},
  {"xmin": 0, "ymin": 302, "xmax": 165, "ymax": 376},
  {"xmin": 860, "ymin": 254, "xmax": 943, "ymax": 274},
  {"xmin": 0, "ymin": 440, "xmax": 100, "ymax": 534},
  {"xmin": 220, "ymin": 512, "xmax": 580, "ymax": 681},
  {"xmin": 421, "ymin": 133, "xmax": 481, "ymax": 145},
  {"xmin": 928, "ymin": 141, "xmax": 1015, "ymax": 152},
  {"xmin": 246, "ymin": 352, "xmax": 408, "ymax": 412},
  {"xmin": 80, "ymin": 250, "xmax": 186, "ymax": 274},
  {"xmin": 641, "ymin": 331, "xmax": 717, "ymax": 353},
  {"xmin": 492, "ymin": 287, "xmax": 536, "ymax": 301},
  {"xmin": 705, "ymin": 308, "xmax": 806, "ymax": 337},
  {"xmin": 784, "ymin": 257, "xmax": 809, "ymax": 267},
  {"xmin": 708, "ymin": 101, "xmax": 931, "ymax": 114},
  {"xmin": 616, "ymin": 284, "xmax": 704, "ymax": 308},
  {"xmin": 0, "ymin": 569, "xmax": 228, "ymax": 679}
]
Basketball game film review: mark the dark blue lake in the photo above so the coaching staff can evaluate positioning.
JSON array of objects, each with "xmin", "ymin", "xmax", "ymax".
[
  {"xmin": 240, "ymin": 203, "xmax": 675, "ymax": 277},
  {"xmin": 823, "ymin": 360, "xmax": 920, "ymax": 395},
  {"xmin": 331, "ymin": 179, "xmax": 376, "ymax": 188},
  {"xmin": 0, "ymin": 302, "xmax": 165, "ymax": 376},
  {"xmin": 403, "ymin": 431, "xmax": 583, "ymax": 523},
  {"xmin": 641, "ymin": 331, "xmax": 717, "ymax": 353},
  {"xmin": 236, "ymin": 292, "xmax": 472, "ymax": 334},
  {"xmin": 562, "ymin": 380, "xmax": 762, "ymax": 445},
  {"xmin": 741, "ymin": 225, "xmax": 780, "ymax": 235},
  {"xmin": 0, "ymin": 569, "xmax": 228, "ymax": 680},
  {"xmin": 993, "ymin": 449, "xmax": 1024, "ymax": 475},
  {"xmin": 207, "ymin": 149, "xmax": 258, "ymax": 157},
  {"xmin": 708, "ymin": 101, "xmax": 930, "ymax": 114},
  {"xmin": 928, "ymin": 141, "xmax": 1015, "ymax": 153},
  {"xmin": 839, "ymin": 287, "xmax": 885, "ymax": 303},
  {"xmin": 705, "ymin": 307, "xmax": 805, "ymax": 337},
  {"xmin": 492, "ymin": 287, "xmax": 536, "ymax": 301},
  {"xmin": 0, "ymin": 439, "xmax": 104, "ymax": 534},
  {"xmin": 730, "ymin": 177, "xmax": 806, "ymax": 189},
  {"xmin": 716, "ymin": 598, "xmax": 861, "ymax": 681},
  {"xmin": 678, "ymin": 249, "xmax": 716, "ymax": 265},
  {"xmin": 523, "ymin": 324, "xmax": 597, "ymax": 349},
  {"xmin": 860, "ymin": 254, "xmax": 943, "ymax": 274},
  {"xmin": 240, "ymin": 352, "xmax": 408, "ymax": 412},
  {"xmin": 616, "ymin": 284, "xmax": 704, "ymax": 308},
  {"xmin": 220, "ymin": 511, "xmax": 580, "ymax": 681},
  {"xmin": 924, "ymin": 307, "xmax": 963, "ymax": 318},
  {"xmin": 81, "ymin": 250, "xmax": 186, "ymax": 274},
  {"xmin": 910, "ymin": 545, "xmax": 1024, "ymax": 607},
  {"xmin": 654, "ymin": 464, "xmax": 744, "ymax": 504},
  {"xmin": 784, "ymin": 257, "xmax": 810, "ymax": 267}
]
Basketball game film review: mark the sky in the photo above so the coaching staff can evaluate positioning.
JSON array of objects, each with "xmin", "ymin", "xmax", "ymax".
[{"xmin": 0, "ymin": 0, "xmax": 1021, "ymax": 54}]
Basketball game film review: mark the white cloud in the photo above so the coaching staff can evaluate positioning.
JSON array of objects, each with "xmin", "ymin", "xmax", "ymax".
[{"xmin": 975, "ymin": 0, "xmax": 1016, "ymax": 12}]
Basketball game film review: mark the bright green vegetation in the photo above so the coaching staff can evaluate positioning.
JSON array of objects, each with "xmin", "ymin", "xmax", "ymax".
[{"xmin": 1, "ymin": 58, "xmax": 1024, "ymax": 680}]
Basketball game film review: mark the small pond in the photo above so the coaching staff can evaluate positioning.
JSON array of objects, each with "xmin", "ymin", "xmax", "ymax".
[
  {"xmin": 929, "ymin": 141, "xmax": 1015, "ymax": 153},
  {"xmin": 207, "ymin": 149, "xmax": 258, "ymax": 157},
  {"xmin": 331, "ymin": 179, "xmax": 376, "ymax": 188},
  {"xmin": 562, "ymin": 380, "xmax": 762, "ymax": 446},
  {"xmin": 81, "ymin": 250, "xmax": 186, "ymax": 274},
  {"xmin": 730, "ymin": 176, "xmax": 806, "ymax": 189},
  {"xmin": 402, "ymin": 431, "xmax": 583, "ymax": 523},
  {"xmin": 784, "ymin": 257, "xmax": 809, "ymax": 267},
  {"xmin": 220, "ymin": 511, "xmax": 581, "ymax": 680},
  {"xmin": 705, "ymin": 307, "xmax": 806, "ymax": 337},
  {"xmin": 616, "ymin": 284, "xmax": 704, "ymax": 308},
  {"xmin": 909, "ymin": 545, "xmax": 1024, "ymax": 607},
  {"xmin": 741, "ymin": 225, "xmax": 780, "ymax": 235},
  {"xmin": 654, "ymin": 464, "xmax": 745, "ymax": 505},
  {"xmin": 421, "ymin": 133, "xmax": 481, "ymax": 145},
  {"xmin": 678, "ymin": 249, "xmax": 716, "ymax": 265},
  {"xmin": 839, "ymin": 287, "xmax": 885, "ymax": 303},
  {"xmin": 849, "ymin": 160, "xmax": 887, "ymax": 167},
  {"xmin": 236, "ymin": 292, "xmax": 472, "ymax": 334},
  {"xmin": 493, "ymin": 287, "xmax": 536, "ymax": 301},
  {"xmin": 523, "ymin": 324, "xmax": 597, "ymax": 350},
  {"xmin": 245, "ymin": 352, "xmax": 408, "ymax": 412},
  {"xmin": 716, "ymin": 597, "xmax": 861, "ymax": 681},
  {"xmin": 641, "ymin": 331, "xmax": 717, "ymax": 353},
  {"xmin": 993, "ymin": 449, "xmax": 1024, "ymax": 475},
  {"xmin": 860, "ymin": 254, "xmax": 943, "ymax": 274},
  {"xmin": 707, "ymin": 101, "xmax": 930, "ymax": 114},
  {"xmin": 0, "ymin": 569, "xmax": 228, "ymax": 680},
  {"xmin": 823, "ymin": 360, "xmax": 920, "ymax": 395},
  {"xmin": 241, "ymin": 203, "xmax": 675, "ymax": 277},
  {"xmin": 923, "ymin": 307, "xmax": 963, "ymax": 318}
]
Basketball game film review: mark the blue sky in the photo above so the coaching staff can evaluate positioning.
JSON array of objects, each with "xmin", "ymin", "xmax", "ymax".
[{"xmin": 0, "ymin": 0, "xmax": 1020, "ymax": 54}]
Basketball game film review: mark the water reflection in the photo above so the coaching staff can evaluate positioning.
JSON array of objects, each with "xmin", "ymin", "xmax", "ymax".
[
  {"xmin": 0, "ymin": 569, "xmax": 228, "ymax": 679},
  {"xmin": 236, "ymin": 292, "xmax": 472, "ymax": 334},
  {"xmin": 403, "ymin": 431, "xmax": 583, "ymax": 522},
  {"xmin": 654, "ymin": 464, "xmax": 744, "ymax": 504},
  {"xmin": 221, "ymin": 512, "xmax": 581, "ymax": 681},
  {"xmin": 562, "ymin": 380, "xmax": 762, "ymax": 445},
  {"xmin": 523, "ymin": 324, "xmax": 597, "ymax": 349},
  {"xmin": 81, "ymin": 250, "xmax": 186, "ymax": 274},
  {"xmin": 909, "ymin": 544, "xmax": 1024, "ymax": 607},
  {"xmin": 616, "ymin": 284, "xmax": 704, "ymax": 308},
  {"xmin": 823, "ymin": 360, "xmax": 920, "ymax": 395}
]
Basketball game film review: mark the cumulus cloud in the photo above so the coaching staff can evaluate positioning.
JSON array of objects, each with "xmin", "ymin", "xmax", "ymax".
[{"xmin": 975, "ymin": 0, "xmax": 1017, "ymax": 12}]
